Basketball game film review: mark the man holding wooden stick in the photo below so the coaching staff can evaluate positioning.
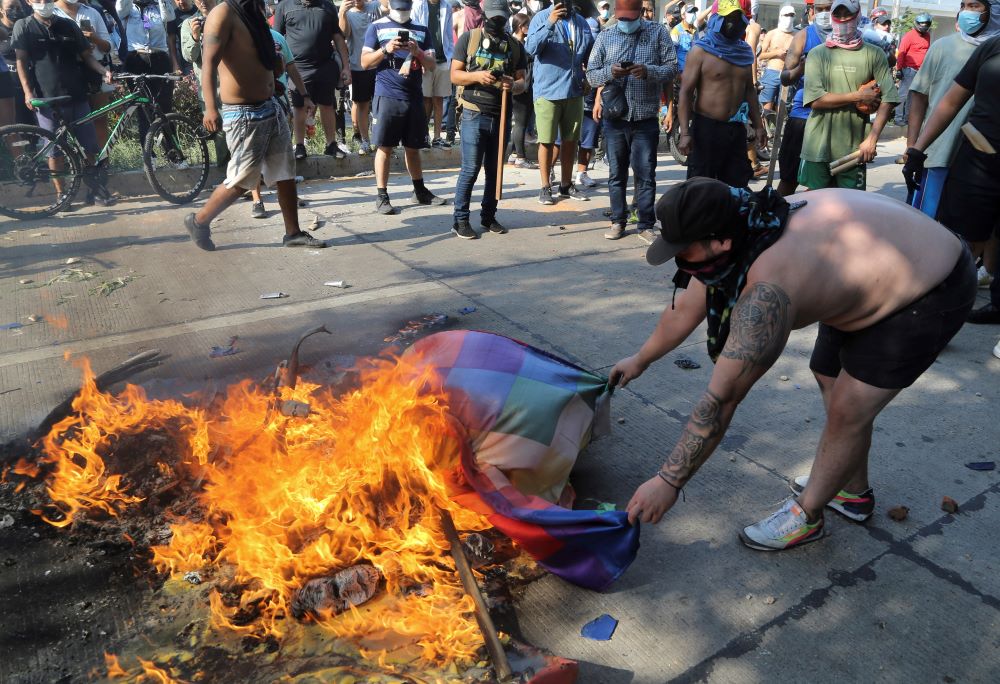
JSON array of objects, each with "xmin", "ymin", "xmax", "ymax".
[
  {"xmin": 796, "ymin": 0, "xmax": 896, "ymax": 191},
  {"xmin": 449, "ymin": 0, "xmax": 526, "ymax": 239}
]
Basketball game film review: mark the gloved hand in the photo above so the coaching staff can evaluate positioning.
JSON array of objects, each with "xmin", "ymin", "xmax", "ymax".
[{"xmin": 902, "ymin": 147, "xmax": 926, "ymax": 193}]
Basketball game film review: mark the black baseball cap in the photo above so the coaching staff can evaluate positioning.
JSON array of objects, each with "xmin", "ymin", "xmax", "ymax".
[
  {"xmin": 484, "ymin": 0, "xmax": 511, "ymax": 18},
  {"xmin": 646, "ymin": 178, "xmax": 740, "ymax": 265}
]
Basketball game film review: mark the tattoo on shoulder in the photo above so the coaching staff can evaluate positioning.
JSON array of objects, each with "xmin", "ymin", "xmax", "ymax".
[{"xmin": 720, "ymin": 282, "xmax": 791, "ymax": 377}]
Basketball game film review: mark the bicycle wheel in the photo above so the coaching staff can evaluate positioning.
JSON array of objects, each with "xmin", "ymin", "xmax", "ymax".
[
  {"xmin": 0, "ymin": 125, "xmax": 81, "ymax": 219},
  {"xmin": 142, "ymin": 113, "xmax": 210, "ymax": 204}
]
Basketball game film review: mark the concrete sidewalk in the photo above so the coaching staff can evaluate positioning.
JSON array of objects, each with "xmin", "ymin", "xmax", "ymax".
[{"xmin": 1, "ymin": 133, "xmax": 998, "ymax": 683}]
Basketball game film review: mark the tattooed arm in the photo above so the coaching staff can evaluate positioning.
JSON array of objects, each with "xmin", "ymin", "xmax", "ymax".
[{"xmin": 626, "ymin": 282, "xmax": 794, "ymax": 525}]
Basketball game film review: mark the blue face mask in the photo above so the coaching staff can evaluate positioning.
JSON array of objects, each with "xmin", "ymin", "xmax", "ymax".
[
  {"xmin": 957, "ymin": 9, "xmax": 985, "ymax": 35},
  {"xmin": 617, "ymin": 17, "xmax": 641, "ymax": 33}
]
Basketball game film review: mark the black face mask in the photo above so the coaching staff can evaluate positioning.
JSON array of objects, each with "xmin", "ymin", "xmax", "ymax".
[
  {"xmin": 485, "ymin": 15, "xmax": 506, "ymax": 34},
  {"xmin": 3, "ymin": 6, "xmax": 24, "ymax": 20},
  {"xmin": 720, "ymin": 13, "xmax": 747, "ymax": 40}
]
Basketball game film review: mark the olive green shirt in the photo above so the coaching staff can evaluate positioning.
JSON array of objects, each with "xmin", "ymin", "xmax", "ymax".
[{"xmin": 801, "ymin": 43, "xmax": 898, "ymax": 163}]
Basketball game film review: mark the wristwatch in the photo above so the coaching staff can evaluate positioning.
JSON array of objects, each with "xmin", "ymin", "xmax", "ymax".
[{"xmin": 381, "ymin": 44, "xmax": 389, "ymax": 56}]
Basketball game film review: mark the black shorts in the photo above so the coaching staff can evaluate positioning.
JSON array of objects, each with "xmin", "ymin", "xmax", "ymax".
[
  {"xmin": 291, "ymin": 65, "xmax": 337, "ymax": 107},
  {"xmin": 0, "ymin": 71, "xmax": 14, "ymax": 99},
  {"xmin": 778, "ymin": 116, "xmax": 807, "ymax": 184},
  {"xmin": 809, "ymin": 241, "xmax": 977, "ymax": 389},
  {"xmin": 351, "ymin": 70, "xmax": 375, "ymax": 103},
  {"xmin": 936, "ymin": 139, "xmax": 1000, "ymax": 243},
  {"xmin": 371, "ymin": 94, "xmax": 426, "ymax": 150},
  {"xmin": 686, "ymin": 112, "xmax": 752, "ymax": 188}
]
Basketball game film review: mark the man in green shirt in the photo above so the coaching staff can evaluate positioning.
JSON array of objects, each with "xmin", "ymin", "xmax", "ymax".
[{"xmin": 798, "ymin": 0, "xmax": 896, "ymax": 191}]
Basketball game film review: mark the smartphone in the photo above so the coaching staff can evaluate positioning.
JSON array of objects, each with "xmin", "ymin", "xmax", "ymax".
[
  {"xmin": 397, "ymin": 29, "xmax": 409, "ymax": 43},
  {"xmin": 620, "ymin": 61, "xmax": 634, "ymax": 69},
  {"xmin": 80, "ymin": 17, "xmax": 93, "ymax": 31}
]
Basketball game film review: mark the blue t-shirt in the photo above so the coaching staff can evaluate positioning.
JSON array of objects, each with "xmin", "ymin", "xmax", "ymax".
[
  {"xmin": 363, "ymin": 17, "xmax": 433, "ymax": 100},
  {"xmin": 271, "ymin": 29, "xmax": 294, "ymax": 87},
  {"xmin": 790, "ymin": 24, "xmax": 824, "ymax": 120}
]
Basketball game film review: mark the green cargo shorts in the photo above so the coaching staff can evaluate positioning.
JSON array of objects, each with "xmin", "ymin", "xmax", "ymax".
[
  {"xmin": 534, "ymin": 96, "xmax": 584, "ymax": 145},
  {"xmin": 798, "ymin": 159, "xmax": 866, "ymax": 191}
]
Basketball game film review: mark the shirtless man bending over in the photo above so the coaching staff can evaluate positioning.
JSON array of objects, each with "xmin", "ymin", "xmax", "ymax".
[
  {"xmin": 678, "ymin": 0, "xmax": 764, "ymax": 188},
  {"xmin": 610, "ymin": 178, "xmax": 976, "ymax": 551},
  {"xmin": 184, "ymin": 0, "xmax": 325, "ymax": 250}
]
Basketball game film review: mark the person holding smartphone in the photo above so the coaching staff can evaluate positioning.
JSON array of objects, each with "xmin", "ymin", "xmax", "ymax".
[
  {"xmin": 525, "ymin": 0, "xmax": 594, "ymax": 204},
  {"xmin": 587, "ymin": 0, "xmax": 676, "ymax": 242},
  {"xmin": 361, "ymin": 0, "xmax": 446, "ymax": 214},
  {"xmin": 55, "ymin": 0, "xmax": 113, "ymax": 148}
]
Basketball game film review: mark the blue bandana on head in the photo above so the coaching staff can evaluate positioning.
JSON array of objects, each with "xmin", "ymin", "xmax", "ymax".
[{"xmin": 694, "ymin": 14, "xmax": 755, "ymax": 66}]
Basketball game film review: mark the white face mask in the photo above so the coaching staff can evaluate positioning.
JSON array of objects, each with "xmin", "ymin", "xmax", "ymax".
[
  {"xmin": 389, "ymin": 8, "xmax": 409, "ymax": 22},
  {"xmin": 813, "ymin": 10, "xmax": 832, "ymax": 31},
  {"xmin": 527, "ymin": 0, "xmax": 540, "ymax": 12},
  {"xmin": 64, "ymin": 0, "xmax": 80, "ymax": 4},
  {"xmin": 777, "ymin": 14, "xmax": 793, "ymax": 31},
  {"xmin": 32, "ymin": 1, "xmax": 55, "ymax": 17}
]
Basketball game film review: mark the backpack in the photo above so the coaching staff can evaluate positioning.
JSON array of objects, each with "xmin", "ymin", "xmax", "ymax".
[{"xmin": 456, "ymin": 28, "xmax": 524, "ymax": 112}]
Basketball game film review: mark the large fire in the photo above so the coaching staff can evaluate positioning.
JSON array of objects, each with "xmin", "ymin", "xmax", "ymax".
[{"xmin": 31, "ymin": 353, "xmax": 493, "ymax": 665}]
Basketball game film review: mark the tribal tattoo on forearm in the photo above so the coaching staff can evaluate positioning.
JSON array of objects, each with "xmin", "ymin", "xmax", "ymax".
[
  {"xmin": 720, "ymin": 282, "xmax": 791, "ymax": 379},
  {"xmin": 663, "ymin": 389, "xmax": 724, "ymax": 485}
]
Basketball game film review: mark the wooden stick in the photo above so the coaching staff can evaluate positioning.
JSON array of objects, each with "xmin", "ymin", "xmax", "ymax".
[
  {"xmin": 765, "ymin": 86, "xmax": 788, "ymax": 189},
  {"xmin": 440, "ymin": 508, "xmax": 513, "ymax": 681},
  {"xmin": 830, "ymin": 158, "xmax": 861, "ymax": 176},
  {"xmin": 829, "ymin": 149, "xmax": 861, "ymax": 169},
  {"xmin": 961, "ymin": 122, "xmax": 997, "ymax": 155},
  {"xmin": 496, "ymin": 86, "xmax": 510, "ymax": 202}
]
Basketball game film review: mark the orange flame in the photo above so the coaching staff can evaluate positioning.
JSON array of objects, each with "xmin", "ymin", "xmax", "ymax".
[
  {"xmin": 104, "ymin": 653, "xmax": 180, "ymax": 683},
  {"xmin": 38, "ymin": 353, "xmax": 491, "ymax": 664}
]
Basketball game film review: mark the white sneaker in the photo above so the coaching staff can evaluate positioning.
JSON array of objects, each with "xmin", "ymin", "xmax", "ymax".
[
  {"xmin": 993, "ymin": 339, "xmax": 1000, "ymax": 360},
  {"xmin": 978, "ymin": 265, "xmax": 994, "ymax": 289},
  {"xmin": 576, "ymin": 171, "xmax": 597, "ymax": 187},
  {"xmin": 739, "ymin": 499, "xmax": 826, "ymax": 551}
]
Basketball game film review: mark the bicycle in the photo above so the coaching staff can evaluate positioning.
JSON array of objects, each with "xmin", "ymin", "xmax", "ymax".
[{"xmin": 0, "ymin": 73, "xmax": 210, "ymax": 220}]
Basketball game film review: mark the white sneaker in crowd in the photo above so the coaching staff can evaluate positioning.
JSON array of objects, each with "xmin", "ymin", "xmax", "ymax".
[
  {"xmin": 993, "ymin": 339, "xmax": 1000, "ymax": 360},
  {"xmin": 978, "ymin": 265, "xmax": 994, "ymax": 288},
  {"xmin": 576, "ymin": 171, "xmax": 597, "ymax": 187}
]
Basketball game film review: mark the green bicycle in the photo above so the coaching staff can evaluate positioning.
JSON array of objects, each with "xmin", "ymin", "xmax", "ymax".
[{"xmin": 0, "ymin": 73, "xmax": 210, "ymax": 220}]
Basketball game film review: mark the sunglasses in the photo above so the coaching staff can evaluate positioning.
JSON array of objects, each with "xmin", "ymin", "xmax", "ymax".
[{"xmin": 781, "ymin": 12, "xmax": 794, "ymax": 16}]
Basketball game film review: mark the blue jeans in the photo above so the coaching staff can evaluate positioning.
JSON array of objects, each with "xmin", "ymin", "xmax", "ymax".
[
  {"xmin": 453, "ymin": 109, "xmax": 509, "ymax": 225},
  {"xmin": 604, "ymin": 116, "xmax": 658, "ymax": 229}
]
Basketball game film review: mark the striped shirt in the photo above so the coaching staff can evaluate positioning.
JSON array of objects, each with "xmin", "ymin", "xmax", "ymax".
[{"xmin": 586, "ymin": 21, "xmax": 678, "ymax": 122}]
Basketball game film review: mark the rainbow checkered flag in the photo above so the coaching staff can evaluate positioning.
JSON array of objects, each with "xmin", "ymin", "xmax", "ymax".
[{"xmin": 406, "ymin": 331, "xmax": 639, "ymax": 591}]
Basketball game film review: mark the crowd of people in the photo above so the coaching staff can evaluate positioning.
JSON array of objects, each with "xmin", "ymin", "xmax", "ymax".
[{"xmin": 1, "ymin": 0, "xmax": 999, "ymax": 322}]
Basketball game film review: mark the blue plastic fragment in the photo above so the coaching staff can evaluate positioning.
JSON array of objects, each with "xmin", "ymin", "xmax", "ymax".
[
  {"xmin": 965, "ymin": 461, "xmax": 996, "ymax": 471},
  {"xmin": 581, "ymin": 613, "xmax": 618, "ymax": 641},
  {"xmin": 1, "ymin": 322, "xmax": 22, "ymax": 330},
  {"xmin": 458, "ymin": 306, "xmax": 477, "ymax": 315}
]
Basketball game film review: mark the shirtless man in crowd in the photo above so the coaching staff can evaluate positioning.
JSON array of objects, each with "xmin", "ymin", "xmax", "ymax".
[
  {"xmin": 678, "ymin": 0, "xmax": 764, "ymax": 188},
  {"xmin": 184, "ymin": 0, "xmax": 325, "ymax": 250},
  {"xmin": 610, "ymin": 179, "xmax": 976, "ymax": 551},
  {"xmin": 757, "ymin": 4, "xmax": 796, "ymax": 113}
]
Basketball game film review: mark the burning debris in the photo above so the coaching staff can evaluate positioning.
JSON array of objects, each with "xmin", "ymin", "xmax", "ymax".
[{"xmin": 290, "ymin": 565, "xmax": 383, "ymax": 620}]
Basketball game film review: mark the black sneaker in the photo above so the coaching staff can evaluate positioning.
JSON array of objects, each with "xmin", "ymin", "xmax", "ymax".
[
  {"xmin": 184, "ymin": 213, "xmax": 216, "ymax": 251},
  {"xmin": 294, "ymin": 144, "xmax": 307, "ymax": 160},
  {"xmin": 538, "ymin": 187, "xmax": 555, "ymax": 205},
  {"xmin": 251, "ymin": 201, "xmax": 266, "ymax": 219},
  {"xmin": 452, "ymin": 220, "xmax": 479, "ymax": 239},
  {"xmin": 283, "ymin": 231, "xmax": 327, "ymax": 247},
  {"xmin": 376, "ymin": 196, "xmax": 397, "ymax": 214},
  {"xmin": 558, "ymin": 183, "xmax": 589, "ymax": 201},
  {"xmin": 482, "ymin": 220, "xmax": 507, "ymax": 235},
  {"xmin": 413, "ymin": 190, "xmax": 446, "ymax": 206},
  {"xmin": 967, "ymin": 303, "xmax": 1000, "ymax": 324},
  {"xmin": 324, "ymin": 142, "xmax": 346, "ymax": 159},
  {"xmin": 445, "ymin": 132, "xmax": 455, "ymax": 145}
]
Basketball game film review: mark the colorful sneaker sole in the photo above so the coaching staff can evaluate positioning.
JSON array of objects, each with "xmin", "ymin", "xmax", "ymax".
[
  {"xmin": 738, "ymin": 519, "xmax": 827, "ymax": 551},
  {"xmin": 790, "ymin": 478, "xmax": 874, "ymax": 523}
]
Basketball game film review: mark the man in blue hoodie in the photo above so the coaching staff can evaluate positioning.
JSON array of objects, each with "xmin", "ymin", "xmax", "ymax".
[{"xmin": 526, "ymin": 0, "xmax": 593, "ymax": 204}]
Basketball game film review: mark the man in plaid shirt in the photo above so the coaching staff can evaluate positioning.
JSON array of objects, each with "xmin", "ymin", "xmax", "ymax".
[{"xmin": 587, "ymin": 0, "xmax": 677, "ymax": 242}]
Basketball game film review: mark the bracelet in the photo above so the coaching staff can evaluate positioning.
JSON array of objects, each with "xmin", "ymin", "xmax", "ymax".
[{"xmin": 656, "ymin": 470, "xmax": 686, "ymax": 501}]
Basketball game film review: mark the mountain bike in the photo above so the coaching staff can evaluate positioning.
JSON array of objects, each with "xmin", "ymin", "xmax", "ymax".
[{"xmin": 0, "ymin": 73, "xmax": 210, "ymax": 220}]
